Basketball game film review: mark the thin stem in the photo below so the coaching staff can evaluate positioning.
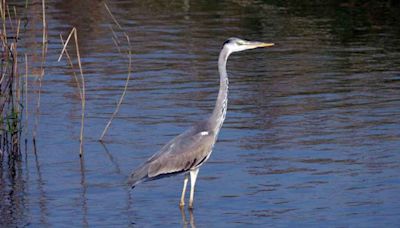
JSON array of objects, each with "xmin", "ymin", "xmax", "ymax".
[
  {"xmin": 33, "ymin": 0, "xmax": 48, "ymax": 141},
  {"xmin": 24, "ymin": 54, "xmax": 28, "ymax": 135},
  {"xmin": 74, "ymin": 29, "xmax": 86, "ymax": 156},
  {"xmin": 57, "ymin": 27, "xmax": 74, "ymax": 62},
  {"xmin": 59, "ymin": 34, "xmax": 82, "ymax": 100},
  {"xmin": 99, "ymin": 2, "xmax": 132, "ymax": 141},
  {"xmin": 58, "ymin": 27, "xmax": 86, "ymax": 156}
]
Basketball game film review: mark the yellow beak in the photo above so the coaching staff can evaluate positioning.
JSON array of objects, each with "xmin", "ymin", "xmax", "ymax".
[
  {"xmin": 247, "ymin": 42, "xmax": 275, "ymax": 49},
  {"xmin": 258, "ymin": 42, "xmax": 275, "ymax": 47}
]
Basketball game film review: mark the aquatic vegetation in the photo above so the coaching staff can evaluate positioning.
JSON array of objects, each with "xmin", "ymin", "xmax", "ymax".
[{"xmin": 0, "ymin": 1, "xmax": 23, "ymax": 157}]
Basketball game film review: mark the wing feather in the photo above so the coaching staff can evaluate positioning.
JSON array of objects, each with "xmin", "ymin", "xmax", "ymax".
[
  {"xmin": 147, "ymin": 128, "xmax": 215, "ymax": 177},
  {"xmin": 128, "ymin": 121, "xmax": 216, "ymax": 187}
]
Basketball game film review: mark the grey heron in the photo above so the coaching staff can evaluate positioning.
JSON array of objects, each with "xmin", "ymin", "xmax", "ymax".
[{"xmin": 128, "ymin": 37, "xmax": 274, "ymax": 209}]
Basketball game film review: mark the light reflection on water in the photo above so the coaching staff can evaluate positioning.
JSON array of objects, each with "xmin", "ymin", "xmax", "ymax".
[{"xmin": 1, "ymin": 0, "xmax": 400, "ymax": 227}]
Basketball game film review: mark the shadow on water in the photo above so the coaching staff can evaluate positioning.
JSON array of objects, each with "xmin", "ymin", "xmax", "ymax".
[
  {"xmin": 79, "ymin": 156, "xmax": 88, "ymax": 227},
  {"xmin": 99, "ymin": 142, "xmax": 134, "ymax": 226},
  {"xmin": 1, "ymin": 0, "xmax": 400, "ymax": 227},
  {"xmin": 33, "ymin": 149, "xmax": 48, "ymax": 227},
  {"xmin": 0, "ymin": 154, "xmax": 26, "ymax": 226}
]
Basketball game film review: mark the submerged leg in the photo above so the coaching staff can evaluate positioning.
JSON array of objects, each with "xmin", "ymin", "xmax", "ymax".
[
  {"xmin": 189, "ymin": 168, "xmax": 199, "ymax": 209},
  {"xmin": 179, "ymin": 173, "xmax": 189, "ymax": 208}
]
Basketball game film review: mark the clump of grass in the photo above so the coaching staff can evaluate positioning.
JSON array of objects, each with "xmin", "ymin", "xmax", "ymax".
[{"xmin": 0, "ymin": 1, "xmax": 23, "ymax": 157}]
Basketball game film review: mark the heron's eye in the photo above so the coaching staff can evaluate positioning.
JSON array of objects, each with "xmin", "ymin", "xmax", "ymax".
[{"xmin": 236, "ymin": 41, "xmax": 245, "ymax": 45}]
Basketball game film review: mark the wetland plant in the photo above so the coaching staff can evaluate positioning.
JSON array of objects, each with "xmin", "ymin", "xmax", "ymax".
[{"xmin": 0, "ymin": 1, "xmax": 23, "ymax": 158}]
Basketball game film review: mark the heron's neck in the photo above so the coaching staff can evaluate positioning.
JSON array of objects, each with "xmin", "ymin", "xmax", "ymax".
[{"xmin": 210, "ymin": 47, "xmax": 230, "ymax": 134}]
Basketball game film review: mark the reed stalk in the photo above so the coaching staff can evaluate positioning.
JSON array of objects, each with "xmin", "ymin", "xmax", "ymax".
[
  {"xmin": 99, "ymin": 2, "xmax": 132, "ymax": 141},
  {"xmin": 58, "ymin": 27, "xmax": 86, "ymax": 156},
  {"xmin": 24, "ymin": 54, "xmax": 28, "ymax": 135},
  {"xmin": 59, "ymin": 34, "xmax": 82, "ymax": 99},
  {"xmin": 32, "ymin": 0, "xmax": 48, "ymax": 147}
]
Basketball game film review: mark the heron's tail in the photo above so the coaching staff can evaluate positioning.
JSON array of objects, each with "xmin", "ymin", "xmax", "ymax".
[{"xmin": 127, "ymin": 163, "xmax": 150, "ymax": 188}]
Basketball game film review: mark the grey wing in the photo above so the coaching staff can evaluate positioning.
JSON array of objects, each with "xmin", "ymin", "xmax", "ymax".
[{"xmin": 128, "ymin": 126, "xmax": 215, "ymax": 186}]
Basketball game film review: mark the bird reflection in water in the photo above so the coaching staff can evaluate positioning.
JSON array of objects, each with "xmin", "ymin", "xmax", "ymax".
[{"xmin": 180, "ymin": 207, "xmax": 196, "ymax": 228}]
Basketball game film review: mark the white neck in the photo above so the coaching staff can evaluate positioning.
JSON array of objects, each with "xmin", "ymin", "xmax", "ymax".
[{"xmin": 210, "ymin": 47, "xmax": 231, "ymax": 134}]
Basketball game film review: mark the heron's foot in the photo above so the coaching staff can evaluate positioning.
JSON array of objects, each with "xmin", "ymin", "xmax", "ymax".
[
  {"xmin": 188, "ymin": 202, "xmax": 194, "ymax": 210},
  {"xmin": 179, "ymin": 201, "xmax": 185, "ymax": 208}
]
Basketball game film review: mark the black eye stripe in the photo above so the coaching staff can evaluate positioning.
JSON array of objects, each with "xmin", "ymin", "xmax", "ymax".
[
  {"xmin": 223, "ymin": 38, "xmax": 233, "ymax": 46},
  {"xmin": 223, "ymin": 38, "xmax": 247, "ymax": 47}
]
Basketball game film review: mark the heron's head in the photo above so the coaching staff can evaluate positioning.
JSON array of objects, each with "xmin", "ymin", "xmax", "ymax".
[{"xmin": 222, "ymin": 37, "xmax": 274, "ymax": 54}]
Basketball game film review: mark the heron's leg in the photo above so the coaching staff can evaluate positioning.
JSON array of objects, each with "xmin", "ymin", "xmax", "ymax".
[
  {"xmin": 189, "ymin": 168, "xmax": 199, "ymax": 209},
  {"xmin": 179, "ymin": 173, "xmax": 189, "ymax": 208}
]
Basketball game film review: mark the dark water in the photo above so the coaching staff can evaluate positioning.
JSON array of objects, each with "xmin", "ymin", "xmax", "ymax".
[{"xmin": 1, "ymin": 0, "xmax": 400, "ymax": 227}]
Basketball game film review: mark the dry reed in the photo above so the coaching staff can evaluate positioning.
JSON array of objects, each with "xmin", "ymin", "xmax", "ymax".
[
  {"xmin": 99, "ymin": 2, "xmax": 132, "ymax": 141},
  {"xmin": 59, "ymin": 34, "xmax": 82, "ymax": 99},
  {"xmin": 58, "ymin": 27, "xmax": 86, "ymax": 157},
  {"xmin": 32, "ymin": 0, "xmax": 48, "ymax": 150},
  {"xmin": 24, "ymin": 53, "xmax": 28, "ymax": 135}
]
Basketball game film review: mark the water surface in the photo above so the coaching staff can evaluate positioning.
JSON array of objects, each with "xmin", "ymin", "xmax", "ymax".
[{"xmin": 1, "ymin": 0, "xmax": 400, "ymax": 227}]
